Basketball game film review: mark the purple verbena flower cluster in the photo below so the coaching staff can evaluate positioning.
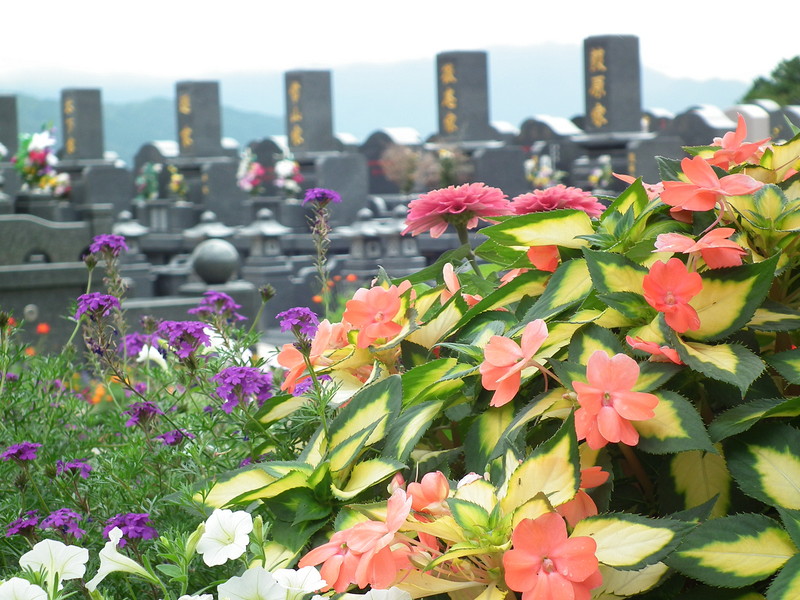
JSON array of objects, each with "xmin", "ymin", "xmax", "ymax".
[
  {"xmin": 41, "ymin": 508, "xmax": 85, "ymax": 539},
  {"xmin": 212, "ymin": 366, "xmax": 273, "ymax": 414},
  {"xmin": 157, "ymin": 320, "xmax": 212, "ymax": 359},
  {"xmin": 122, "ymin": 401, "xmax": 164, "ymax": 428},
  {"xmin": 303, "ymin": 187, "xmax": 342, "ymax": 205},
  {"xmin": 5, "ymin": 511, "xmax": 39, "ymax": 537},
  {"xmin": 276, "ymin": 307, "xmax": 319, "ymax": 338},
  {"xmin": 56, "ymin": 458, "xmax": 93, "ymax": 479},
  {"xmin": 75, "ymin": 292, "xmax": 121, "ymax": 320},
  {"xmin": 120, "ymin": 331, "xmax": 160, "ymax": 357},
  {"xmin": 188, "ymin": 290, "xmax": 246, "ymax": 323},
  {"xmin": 89, "ymin": 234, "xmax": 128, "ymax": 257},
  {"xmin": 1, "ymin": 441, "xmax": 42, "ymax": 462},
  {"xmin": 103, "ymin": 513, "xmax": 157, "ymax": 546},
  {"xmin": 155, "ymin": 429, "xmax": 195, "ymax": 446}
]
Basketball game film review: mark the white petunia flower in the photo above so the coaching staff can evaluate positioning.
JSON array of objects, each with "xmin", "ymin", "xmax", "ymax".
[
  {"xmin": 178, "ymin": 595, "xmax": 214, "ymax": 600},
  {"xmin": 137, "ymin": 344, "xmax": 168, "ymax": 370},
  {"xmin": 217, "ymin": 567, "xmax": 286, "ymax": 600},
  {"xmin": 340, "ymin": 588, "xmax": 412, "ymax": 600},
  {"xmin": 0, "ymin": 577, "xmax": 47, "ymax": 600},
  {"xmin": 19, "ymin": 539, "xmax": 89, "ymax": 592},
  {"xmin": 273, "ymin": 566, "xmax": 327, "ymax": 600},
  {"xmin": 196, "ymin": 509, "xmax": 253, "ymax": 567},
  {"xmin": 85, "ymin": 527, "xmax": 158, "ymax": 592}
]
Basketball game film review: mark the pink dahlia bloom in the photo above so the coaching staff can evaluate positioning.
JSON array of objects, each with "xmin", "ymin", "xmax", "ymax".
[
  {"xmin": 512, "ymin": 185, "xmax": 605, "ymax": 218},
  {"xmin": 402, "ymin": 182, "xmax": 511, "ymax": 238}
]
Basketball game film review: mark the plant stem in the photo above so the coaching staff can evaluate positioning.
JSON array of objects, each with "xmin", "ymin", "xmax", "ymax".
[{"xmin": 455, "ymin": 222, "xmax": 482, "ymax": 277}]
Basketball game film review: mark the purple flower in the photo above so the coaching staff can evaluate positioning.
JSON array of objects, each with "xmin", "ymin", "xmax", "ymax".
[
  {"xmin": 56, "ymin": 459, "xmax": 93, "ymax": 479},
  {"xmin": 41, "ymin": 508, "xmax": 85, "ymax": 539},
  {"xmin": 188, "ymin": 291, "xmax": 246, "ymax": 323},
  {"xmin": 75, "ymin": 292, "xmax": 121, "ymax": 320},
  {"xmin": 89, "ymin": 234, "xmax": 128, "ymax": 257},
  {"xmin": 1, "ymin": 442, "xmax": 42, "ymax": 462},
  {"xmin": 122, "ymin": 401, "xmax": 164, "ymax": 427},
  {"xmin": 157, "ymin": 320, "xmax": 212, "ymax": 359},
  {"xmin": 291, "ymin": 374, "xmax": 331, "ymax": 397},
  {"xmin": 120, "ymin": 331, "xmax": 159, "ymax": 357},
  {"xmin": 6, "ymin": 511, "xmax": 39, "ymax": 537},
  {"xmin": 154, "ymin": 429, "xmax": 195, "ymax": 446},
  {"xmin": 303, "ymin": 187, "xmax": 341, "ymax": 205},
  {"xmin": 276, "ymin": 307, "xmax": 319, "ymax": 338},
  {"xmin": 103, "ymin": 513, "xmax": 157, "ymax": 546},
  {"xmin": 212, "ymin": 366, "xmax": 273, "ymax": 414},
  {"xmin": 4, "ymin": 373, "xmax": 19, "ymax": 382},
  {"xmin": 239, "ymin": 453, "xmax": 270, "ymax": 467}
]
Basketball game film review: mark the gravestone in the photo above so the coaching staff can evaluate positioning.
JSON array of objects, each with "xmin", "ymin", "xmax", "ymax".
[
  {"xmin": 59, "ymin": 88, "xmax": 105, "ymax": 162},
  {"xmin": 515, "ymin": 115, "xmax": 583, "ymax": 183},
  {"xmin": 175, "ymin": 81, "xmax": 224, "ymax": 157},
  {"xmin": 434, "ymin": 51, "xmax": 500, "ymax": 142},
  {"xmin": 315, "ymin": 153, "xmax": 369, "ymax": 227},
  {"xmin": 582, "ymin": 35, "xmax": 642, "ymax": 134},
  {"xmin": 200, "ymin": 161, "xmax": 249, "ymax": 227},
  {"xmin": 284, "ymin": 70, "xmax": 341, "ymax": 154},
  {"xmin": 71, "ymin": 164, "xmax": 133, "ymax": 215},
  {"xmin": 642, "ymin": 109, "xmax": 674, "ymax": 133},
  {"xmin": 665, "ymin": 105, "xmax": 735, "ymax": 147},
  {"xmin": 358, "ymin": 127, "xmax": 422, "ymax": 195},
  {"xmin": 625, "ymin": 135, "xmax": 685, "ymax": 183},
  {"xmin": 0, "ymin": 95, "xmax": 19, "ymax": 157},
  {"xmin": 724, "ymin": 104, "xmax": 771, "ymax": 142},
  {"xmin": 472, "ymin": 146, "xmax": 528, "ymax": 198},
  {"xmin": 752, "ymin": 99, "xmax": 800, "ymax": 142}
]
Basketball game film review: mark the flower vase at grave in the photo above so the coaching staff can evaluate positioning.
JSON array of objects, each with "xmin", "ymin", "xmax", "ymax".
[{"xmin": 15, "ymin": 190, "xmax": 71, "ymax": 221}]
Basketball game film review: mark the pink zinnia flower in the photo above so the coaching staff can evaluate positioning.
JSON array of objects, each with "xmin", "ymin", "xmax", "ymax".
[
  {"xmin": 511, "ymin": 185, "xmax": 605, "ymax": 218},
  {"xmin": 503, "ymin": 512, "xmax": 602, "ymax": 600},
  {"xmin": 573, "ymin": 351, "xmax": 659, "ymax": 450},
  {"xmin": 402, "ymin": 183, "xmax": 511, "ymax": 238}
]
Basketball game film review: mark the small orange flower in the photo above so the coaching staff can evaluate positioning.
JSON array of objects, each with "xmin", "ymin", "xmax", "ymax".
[
  {"xmin": 24, "ymin": 347, "xmax": 35, "ymax": 356},
  {"xmin": 573, "ymin": 351, "xmax": 659, "ymax": 450},
  {"xmin": 346, "ymin": 273, "xmax": 358, "ymax": 282},
  {"xmin": 660, "ymin": 156, "xmax": 762, "ymax": 213},
  {"xmin": 626, "ymin": 335, "xmax": 683, "ymax": 365},
  {"xmin": 642, "ymin": 258, "xmax": 703, "ymax": 333},
  {"xmin": 407, "ymin": 471, "xmax": 450, "ymax": 514},
  {"xmin": 440, "ymin": 263, "xmax": 482, "ymax": 307},
  {"xmin": 527, "ymin": 246, "xmax": 560, "ymax": 273},
  {"xmin": 35, "ymin": 322, "xmax": 51, "ymax": 335},
  {"xmin": 334, "ymin": 275, "xmax": 342, "ymax": 282},
  {"xmin": 479, "ymin": 320, "xmax": 549, "ymax": 407},
  {"xmin": 311, "ymin": 294, "xmax": 323, "ymax": 304},
  {"xmin": 342, "ymin": 283, "xmax": 408, "ymax": 348}
]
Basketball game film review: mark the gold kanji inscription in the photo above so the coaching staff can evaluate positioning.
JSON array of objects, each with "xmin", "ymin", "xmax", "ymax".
[
  {"xmin": 65, "ymin": 117, "xmax": 76, "ymax": 134},
  {"xmin": 180, "ymin": 126, "xmax": 193, "ymax": 148},
  {"xmin": 588, "ymin": 75, "xmax": 606, "ymax": 99},
  {"xmin": 63, "ymin": 98, "xmax": 75, "ymax": 115},
  {"xmin": 441, "ymin": 88, "xmax": 458, "ymax": 110},
  {"xmin": 289, "ymin": 106, "xmax": 303, "ymax": 123},
  {"xmin": 440, "ymin": 62, "xmax": 457, "ymax": 84},
  {"xmin": 290, "ymin": 124, "xmax": 305, "ymax": 147},
  {"xmin": 288, "ymin": 81, "xmax": 302, "ymax": 104},
  {"xmin": 589, "ymin": 47, "xmax": 607, "ymax": 72},
  {"xmin": 443, "ymin": 112, "xmax": 458, "ymax": 133},
  {"xmin": 178, "ymin": 93, "xmax": 192, "ymax": 115},
  {"xmin": 590, "ymin": 103, "xmax": 608, "ymax": 128},
  {"xmin": 65, "ymin": 137, "xmax": 76, "ymax": 155}
]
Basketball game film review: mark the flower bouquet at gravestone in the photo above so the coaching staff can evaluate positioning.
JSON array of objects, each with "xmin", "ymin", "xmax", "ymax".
[
  {"xmin": 274, "ymin": 155, "xmax": 304, "ymax": 199},
  {"xmin": 381, "ymin": 144, "xmax": 422, "ymax": 196},
  {"xmin": 167, "ymin": 164, "xmax": 188, "ymax": 200},
  {"xmin": 524, "ymin": 154, "xmax": 566, "ymax": 189},
  {"xmin": 11, "ymin": 126, "xmax": 71, "ymax": 197},
  {"xmin": 237, "ymin": 147, "xmax": 268, "ymax": 196},
  {"xmin": 134, "ymin": 161, "xmax": 163, "ymax": 201}
]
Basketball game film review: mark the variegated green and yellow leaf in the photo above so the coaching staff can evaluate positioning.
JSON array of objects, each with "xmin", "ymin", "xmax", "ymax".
[
  {"xmin": 488, "ymin": 389, "xmax": 565, "ymax": 462},
  {"xmin": 767, "ymin": 553, "xmax": 800, "ymax": 600},
  {"xmin": 384, "ymin": 399, "xmax": 447, "ymax": 462},
  {"xmin": 710, "ymin": 397, "xmax": 800, "ymax": 442},
  {"xmin": 633, "ymin": 390, "xmax": 714, "ymax": 454},
  {"xmin": 465, "ymin": 402, "xmax": 515, "ymax": 472},
  {"xmin": 671, "ymin": 448, "xmax": 731, "ymax": 518},
  {"xmin": 400, "ymin": 358, "xmax": 464, "ymax": 408},
  {"xmin": 666, "ymin": 514, "xmax": 797, "ymax": 587},
  {"xmin": 778, "ymin": 508, "xmax": 800, "ymax": 549},
  {"xmin": 684, "ymin": 255, "xmax": 777, "ymax": 342},
  {"xmin": 572, "ymin": 513, "xmax": 690, "ymax": 570},
  {"xmin": 634, "ymin": 361, "xmax": 682, "ymax": 393},
  {"xmin": 767, "ymin": 349, "xmax": 800, "ymax": 385},
  {"xmin": 522, "ymin": 259, "xmax": 593, "ymax": 322},
  {"xmin": 749, "ymin": 301, "xmax": 800, "ymax": 331},
  {"xmin": 393, "ymin": 570, "xmax": 483, "ymax": 599},
  {"xmin": 256, "ymin": 394, "xmax": 306, "ymax": 427},
  {"xmin": 566, "ymin": 323, "xmax": 622, "ymax": 365},
  {"xmin": 448, "ymin": 499, "xmax": 490, "ymax": 533},
  {"xmin": 480, "ymin": 208, "xmax": 595, "ymax": 248},
  {"xmin": 583, "ymin": 247, "xmax": 648, "ymax": 295},
  {"xmin": 455, "ymin": 270, "xmax": 550, "ymax": 331},
  {"xmin": 500, "ymin": 416, "xmax": 579, "ymax": 514},
  {"xmin": 766, "ymin": 134, "xmax": 800, "ymax": 182},
  {"xmin": 725, "ymin": 424, "xmax": 800, "ymax": 509},
  {"xmin": 199, "ymin": 468, "xmax": 277, "ymax": 508},
  {"xmin": 232, "ymin": 468, "xmax": 311, "ymax": 504},
  {"xmin": 331, "ymin": 458, "xmax": 405, "ymax": 500},
  {"xmin": 595, "ymin": 562, "xmax": 670, "ymax": 597},
  {"xmin": 406, "ymin": 295, "xmax": 465, "ymax": 348}
]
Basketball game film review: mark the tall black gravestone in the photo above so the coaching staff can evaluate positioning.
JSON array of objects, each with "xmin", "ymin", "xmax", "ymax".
[
  {"xmin": 60, "ymin": 88, "xmax": 105, "ymax": 162},
  {"xmin": 175, "ymin": 81, "xmax": 224, "ymax": 158},
  {"xmin": 284, "ymin": 70, "xmax": 340, "ymax": 155}
]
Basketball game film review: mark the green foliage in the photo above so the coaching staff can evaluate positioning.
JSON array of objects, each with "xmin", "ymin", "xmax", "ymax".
[{"xmin": 742, "ymin": 56, "xmax": 800, "ymax": 106}]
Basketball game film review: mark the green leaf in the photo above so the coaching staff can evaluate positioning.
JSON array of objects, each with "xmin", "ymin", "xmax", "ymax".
[
  {"xmin": 480, "ymin": 208, "xmax": 595, "ymax": 248},
  {"xmin": 684, "ymin": 255, "xmax": 778, "ymax": 342},
  {"xmin": 572, "ymin": 513, "xmax": 692, "ymax": 570},
  {"xmin": 487, "ymin": 389, "xmax": 567, "ymax": 462},
  {"xmin": 521, "ymin": 259, "xmax": 593, "ymax": 321},
  {"xmin": 331, "ymin": 458, "xmax": 405, "ymax": 500},
  {"xmin": 595, "ymin": 563, "xmax": 671, "ymax": 598},
  {"xmin": 583, "ymin": 247, "xmax": 648, "ymax": 295},
  {"xmin": 767, "ymin": 553, "xmax": 800, "ymax": 600},
  {"xmin": 383, "ymin": 399, "xmax": 447, "ymax": 462},
  {"xmin": 777, "ymin": 508, "xmax": 800, "ymax": 549},
  {"xmin": 448, "ymin": 498, "xmax": 490, "ymax": 534},
  {"xmin": 709, "ymin": 397, "xmax": 800, "ymax": 442},
  {"xmin": 567, "ymin": 323, "xmax": 623, "ymax": 365},
  {"xmin": 634, "ymin": 361, "xmax": 682, "ymax": 393},
  {"xmin": 657, "ymin": 156, "xmax": 684, "ymax": 181},
  {"xmin": 666, "ymin": 514, "xmax": 797, "ymax": 587},
  {"xmin": 391, "ymin": 244, "xmax": 473, "ymax": 286},
  {"xmin": 400, "ymin": 358, "xmax": 464, "ymax": 409},
  {"xmin": 155, "ymin": 564, "xmax": 183, "ymax": 579},
  {"xmin": 670, "ymin": 450, "xmax": 731, "ymax": 518},
  {"xmin": 634, "ymin": 390, "xmax": 714, "ymax": 454},
  {"xmin": 596, "ymin": 291, "xmax": 656, "ymax": 321},
  {"xmin": 465, "ymin": 402, "xmax": 515, "ymax": 473},
  {"xmin": 725, "ymin": 424, "xmax": 800, "ymax": 509},
  {"xmin": 766, "ymin": 349, "xmax": 800, "ymax": 384}
]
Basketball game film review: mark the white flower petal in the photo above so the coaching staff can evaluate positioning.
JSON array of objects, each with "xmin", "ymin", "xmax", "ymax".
[
  {"xmin": 19, "ymin": 539, "xmax": 89, "ymax": 589},
  {"xmin": 217, "ymin": 567, "xmax": 285, "ymax": 600},
  {"xmin": 86, "ymin": 527, "xmax": 155, "ymax": 592},
  {"xmin": 0, "ymin": 578, "xmax": 48, "ymax": 600},
  {"xmin": 197, "ymin": 509, "xmax": 253, "ymax": 567}
]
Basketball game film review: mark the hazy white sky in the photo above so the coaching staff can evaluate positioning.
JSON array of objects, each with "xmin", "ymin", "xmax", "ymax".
[{"xmin": 3, "ymin": 0, "xmax": 796, "ymax": 85}]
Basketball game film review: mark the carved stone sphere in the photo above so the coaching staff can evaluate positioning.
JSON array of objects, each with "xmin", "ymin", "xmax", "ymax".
[{"xmin": 191, "ymin": 238, "xmax": 239, "ymax": 284}]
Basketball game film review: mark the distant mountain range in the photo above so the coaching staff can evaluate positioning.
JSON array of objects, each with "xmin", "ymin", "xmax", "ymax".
[{"xmin": 1, "ymin": 43, "xmax": 751, "ymax": 167}]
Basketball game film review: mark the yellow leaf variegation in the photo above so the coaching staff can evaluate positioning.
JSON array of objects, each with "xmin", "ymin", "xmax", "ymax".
[
  {"xmin": 331, "ymin": 458, "xmax": 405, "ymax": 500},
  {"xmin": 671, "ymin": 448, "xmax": 731, "ymax": 517},
  {"xmin": 198, "ymin": 468, "xmax": 277, "ymax": 508},
  {"xmin": 480, "ymin": 209, "xmax": 595, "ymax": 249},
  {"xmin": 595, "ymin": 563, "xmax": 670, "ymax": 597}
]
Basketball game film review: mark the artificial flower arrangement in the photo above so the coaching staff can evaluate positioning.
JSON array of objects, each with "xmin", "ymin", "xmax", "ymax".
[
  {"xmin": 168, "ymin": 165, "xmax": 188, "ymax": 200},
  {"xmin": 274, "ymin": 155, "xmax": 305, "ymax": 200},
  {"xmin": 524, "ymin": 154, "xmax": 566, "ymax": 189},
  {"xmin": 2, "ymin": 114, "xmax": 800, "ymax": 600},
  {"xmin": 134, "ymin": 161, "xmax": 163, "ymax": 201},
  {"xmin": 11, "ymin": 127, "xmax": 71, "ymax": 197},
  {"xmin": 237, "ymin": 148, "xmax": 269, "ymax": 196}
]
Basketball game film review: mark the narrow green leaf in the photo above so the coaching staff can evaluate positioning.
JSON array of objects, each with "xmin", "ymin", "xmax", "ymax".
[
  {"xmin": 521, "ymin": 259, "xmax": 593, "ymax": 322},
  {"xmin": 709, "ymin": 397, "xmax": 800, "ymax": 442}
]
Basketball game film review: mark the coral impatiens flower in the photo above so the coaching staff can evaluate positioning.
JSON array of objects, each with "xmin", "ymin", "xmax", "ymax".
[
  {"xmin": 503, "ymin": 512, "xmax": 602, "ymax": 600},
  {"xmin": 480, "ymin": 319, "xmax": 549, "ymax": 407},
  {"xmin": 343, "ymin": 283, "xmax": 410, "ymax": 348},
  {"xmin": 527, "ymin": 245, "xmax": 560, "ymax": 273},
  {"xmin": 277, "ymin": 319, "xmax": 341, "ymax": 393},
  {"xmin": 407, "ymin": 471, "xmax": 450, "ymax": 514},
  {"xmin": 440, "ymin": 263, "xmax": 482, "ymax": 307},
  {"xmin": 660, "ymin": 155, "xmax": 763, "ymax": 212},
  {"xmin": 642, "ymin": 258, "xmax": 703, "ymax": 333},
  {"xmin": 613, "ymin": 173, "xmax": 664, "ymax": 201},
  {"xmin": 654, "ymin": 228, "xmax": 747, "ymax": 269},
  {"xmin": 556, "ymin": 466, "xmax": 610, "ymax": 528},
  {"xmin": 708, "ymin": 113, "xmax": 770, "ymax": 169},
  {"xmin": 299, "ymin": 489, "xmax": 412, "ymax": 592},
  {"xmin": 512, "ymin": 185, "xmax": 605, "ymax": 218},
  {"xmin": 573, "ymin": 351, "xmax": 659, "ymax": 450},
  {"xmin": 626, "ymin": 335, "xmax": 683, "ymax": 365},
  {"xmin": 402, "ymin": 183, "xmax": 511, "ymax": 238}
]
